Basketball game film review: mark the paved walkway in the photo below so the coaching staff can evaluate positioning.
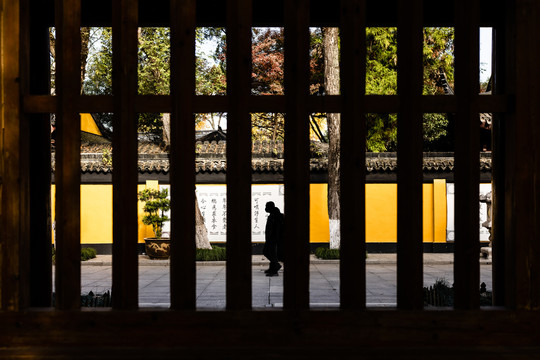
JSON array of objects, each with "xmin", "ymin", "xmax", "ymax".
[{"xmin": 75, "ymin": 254, "xmax": 493, "ymax": 308}]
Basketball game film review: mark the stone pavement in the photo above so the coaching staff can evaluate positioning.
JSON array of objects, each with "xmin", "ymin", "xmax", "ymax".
[{"xmin": 75, "ymin": 253, "xmax": 492, "ymax": 309}]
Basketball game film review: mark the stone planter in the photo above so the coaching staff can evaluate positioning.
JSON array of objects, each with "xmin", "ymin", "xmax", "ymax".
[{"xmin": 144, "ymin": 238, "xmax": 170, "ymax": 259}]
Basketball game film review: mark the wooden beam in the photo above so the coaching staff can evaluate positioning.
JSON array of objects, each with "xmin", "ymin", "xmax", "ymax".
[
  {"xmin": 339, "ymin": 0, "xmax": 367, "ymax": 309},
  {"xmin": 54, "ymin": 0, "xmax": 81, "ymax": 310},
  {"xmin": 170, "ymin": 0, "xmax": 197, "ymax": 310},
  {"xmin": 225, "ymin": 0, "xmax": 253, "ymax": 310},
  {"xmin": 396, "ymin": 0, "xmax": 424, "ymax": 309},
  {"xmin": 453, "ymin": 0, "xmax": 480, "ymax": 310},
  {"xmin": 112, "ymin": 0, "xmax": 139, "ymax": 310},
  {"xmin": 1, "ymin": 310, "xmax": 540, "ymax": 358},
  {"xmin": 22, "ymin": 94, "xmax": 509, "ymax": 115},
  {"xmin": 283, "ymin": 0, "xmax": 311, "ymax": 310}
]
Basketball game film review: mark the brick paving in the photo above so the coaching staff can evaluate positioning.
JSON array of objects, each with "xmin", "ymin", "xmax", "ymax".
[{"xmin": 67, "ymin": 253, "xmax": 493, "ymax": 309}]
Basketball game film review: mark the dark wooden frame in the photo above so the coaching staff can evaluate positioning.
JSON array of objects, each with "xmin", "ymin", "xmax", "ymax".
[{"xmin": 2, "ymin": 0, "xmax": 540, "ymax": 357}]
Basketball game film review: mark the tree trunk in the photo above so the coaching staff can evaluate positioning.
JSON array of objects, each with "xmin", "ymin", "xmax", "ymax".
[
  {"xmin": 161, "ymin": 114, "xmax": 211, "ymax": 249},
  {"xmin": 162, "ymin": 112, "xmax": 171, "ymax": 146},
  {"xmin": 323, "ymin": 27, "xmax": 341, "ymax": 249},
  {"xmin": 195, "ymin": 192, "xmax": 212, "ymax": 249},
  {"xmin": 80, "ymin": 27, "xmax": 90, "ymax": 93}
]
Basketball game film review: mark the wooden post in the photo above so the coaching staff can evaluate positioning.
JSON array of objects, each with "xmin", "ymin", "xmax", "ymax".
[
  {"xmin": 340, "ymin": 0, "xmax": 367, "ymax": 309},
  {"xmin": 396, "ymin": 0, "xmax": 424, "ymax": 309},
  {"xmin": 453, "ymin": 0, "xmax": 480, "ymax": 310},
  {"xmin": 226, "ymin": 0, "xmax": 253, "ymax": 310},
  {"xmin": 112, "ymin": 0, "xmax": 139, "ymax": 310},
  {"xmin": 54, "ymin": 0, "xmax": 81, "ymax": 310},
  {"xmin": 0, "ymin": 0, "xmax": 31, "ymax": 311},
  {"xmin": 170, "ymin": 0, "xmax": 197, "ymax": 310},
  {"xmin": 284, "ymin": 0, "xmax": 311, "ymax": 310},
  {"xmin": 504, "ymin": 0, "xmax": 540, "ymax": 310},
  {"xmin": 25, "ymin": 1, "xmax": 53, "ymax": 308}
]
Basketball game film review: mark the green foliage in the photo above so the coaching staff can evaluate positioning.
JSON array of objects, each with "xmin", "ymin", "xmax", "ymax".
[
  {"xmin": 423, "ymin": 278, "xmax": 493, "ymax": 307},
  {"xmin": 366, "ymin": 113, "xmax": 397, "ymax": 152},
  {"xmin": 102, "ymin": 148, "xmax": 112, "ymax": 166},
  {"xmin": 138, "ymin": 188, "xmax": 171, "ymax": 239},
  {"xmin": 366, "ymin": 28, "xmax": 398, "ymax": 95},
  {"xmin": 138, "ymin": 27, "xmax": 170, "ymax": 96},
  {"xmin": 83, "ymin": 28, "xmax": 113, "ymax": 95},
  {"xmin": 314, "ymin": 247, "xmax": 340, "ymax": 259},
  {"xmin": 81, "ymin": 247, "xmax": 97, "ymax": 261},
  {"xmin": 78, "ymin": 26, "xmax": 455, "ymax": 151},
  {"xmin": 53, "ymin": 291, "xmax": 112, "ymax": 307},
  {"xmin": 422, "ymin": 113, "xmax": 449, "ymax": 151},
  {"xmin": 423, "ymin": 27, "xmax": 455, "ymax": 95},
  {"xmin": 196, "ymin": 246, "xmax": 227, "ymax": 261}
]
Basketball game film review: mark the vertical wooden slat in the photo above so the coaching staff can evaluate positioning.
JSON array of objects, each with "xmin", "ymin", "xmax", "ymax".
[
  {"xmin": 284, "ymin": 0, "xmax": 310, "ymax": 310},
  {"xmin": 506, "ymin": 0, "xmax": 540, "ymax": 310},
  {"xmin": 112, "ymin": 0, "xmax": 139, "ymax": 310},
  {"xmin": 396, "ymin": 0, "xmax": 424, "ymax": 309},
  {"xmin": 27, "ymin": 1, "xmax": 53, "ymax": 307},
  {"xmin": 170, "ymin": 0, "xmax": 196, "ymax": 310},
  {"xmin": 453, "ymin": 0, "xmax": 480, "ymax": 309},
  {"xmin": 340, "ymin": 0, "xmax": 367, "ymax": 309},
  {"xmin": 54, "ymin": 0, "xmax": 81, "ymax": 310},
  {"xmin": 491, "ymin": 25, "xmax": 506, "ymax": 307},
  {"xmin": 226, "ymin": 0, "xmax": 252, "ymax": 310},
  {"xmin": 0, "ymin": 0, "xmax": 30, "ymax": 311}
]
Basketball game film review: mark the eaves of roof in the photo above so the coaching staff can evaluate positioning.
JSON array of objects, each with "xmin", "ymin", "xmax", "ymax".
[{"xmin": 53, "ymin": 141, "xmax": 492, "ymax": 174}]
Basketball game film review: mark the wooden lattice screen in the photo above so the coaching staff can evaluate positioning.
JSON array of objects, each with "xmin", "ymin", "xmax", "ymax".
[{"xmin": 2, "ymin": 0, "xmax": 540, "ymax": 358}]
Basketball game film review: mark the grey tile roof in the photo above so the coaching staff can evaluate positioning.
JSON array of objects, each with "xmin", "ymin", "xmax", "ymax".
[{"xmin": 52, "ymin": 141, "xmax": 492, "ymax": 174}]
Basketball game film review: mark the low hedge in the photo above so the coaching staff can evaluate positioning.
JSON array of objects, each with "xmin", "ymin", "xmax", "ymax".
[
  {"xmin": 196, "ymin": 246, "xmax": 226, "ymax": 261},
  {"xmin": 314, "ymin": 247, "xmax": 340, "ymax": 259},
  {"xmin": 81, "ymin": 247, "xmax": 97, "ymax": 261}
]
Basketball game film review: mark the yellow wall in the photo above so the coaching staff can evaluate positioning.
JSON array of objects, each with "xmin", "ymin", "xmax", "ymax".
[
  {"xmin": 310, "ymin": 181, "xmax": 448, "ymax": 243},
  {"xmin": 309, "ymin": 184, "xmax": 330, "ymax": 243},
  {"xmin": 53, "ymin": 183, "xmax": 153, "ymax": 244},
  {"xmin": 52, "ymin": 180, "xmax": 448, "ymax": 245},
  {"xmin": 52, "ymin": 184, "xmax": 113, "ymax": 244},
  {"xmin": 80, "ymin": 113, "xmax": 102, "ymax": 136}
]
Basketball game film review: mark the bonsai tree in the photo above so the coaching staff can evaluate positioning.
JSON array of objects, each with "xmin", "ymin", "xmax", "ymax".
[{"xmin": 138, "ymin": 188, "xmax": 171, "ymax": 239}]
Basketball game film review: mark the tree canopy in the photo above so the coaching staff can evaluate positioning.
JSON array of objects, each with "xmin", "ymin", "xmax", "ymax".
[{"xmin": 78, "ymin": 26, "xmax": 455, "ymax": 151}]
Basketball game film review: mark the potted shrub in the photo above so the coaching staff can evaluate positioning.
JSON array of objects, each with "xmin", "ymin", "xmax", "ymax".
[{"xmin": 138, "ymin": 188, "xmax": 171, "ymax": 259}]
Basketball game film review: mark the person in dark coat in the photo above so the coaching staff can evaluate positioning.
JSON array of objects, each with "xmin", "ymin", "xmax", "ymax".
[{"xmin": 263, "ymin": 201, "xmax": 284, "ymax": 276}]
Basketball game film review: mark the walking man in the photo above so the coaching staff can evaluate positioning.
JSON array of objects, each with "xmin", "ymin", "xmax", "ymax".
[{"xmin": 263, "ymin": 201, "xmax": 284, "ymax": 276}]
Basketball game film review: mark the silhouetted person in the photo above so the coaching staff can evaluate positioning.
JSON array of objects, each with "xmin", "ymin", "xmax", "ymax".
[{"xmin": 263, "ymin": 201, "xmax": 284, "ymax": 277}]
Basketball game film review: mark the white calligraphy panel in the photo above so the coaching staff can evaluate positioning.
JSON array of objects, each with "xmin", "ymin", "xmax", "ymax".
[{"xmin": 161, "ymin": 184, "xmax": 285, "ymax": 243}]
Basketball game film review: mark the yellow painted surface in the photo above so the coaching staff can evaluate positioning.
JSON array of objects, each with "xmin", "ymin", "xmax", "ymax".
[
  {"xmin": 423, "ymin": 184, "xmax": 434, "ymax": 242},
  {"xmin": 80, "ymin": 113, "xmax": 102, "ymax": 136},
  {"xmin": 52, "ymin": 180, "xmax": 451, "ymax": 245},
  {"xmin": 433, "ymin": 179, "xmax": 447, "ymax": 243},
  {"xmin": 81, "ymin": 185, "xmax": 112, "ymax": 244},
  {"xmin": 309, "ymin": 184, "xmax": 330, "ymax": 243},
  {"xmin": 52, "ymin": 184, "xmax": 113, "ymax": 244},
  {"xmin": 366, "ymin": 184, "xmax": 397, "ymax": 242}
]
